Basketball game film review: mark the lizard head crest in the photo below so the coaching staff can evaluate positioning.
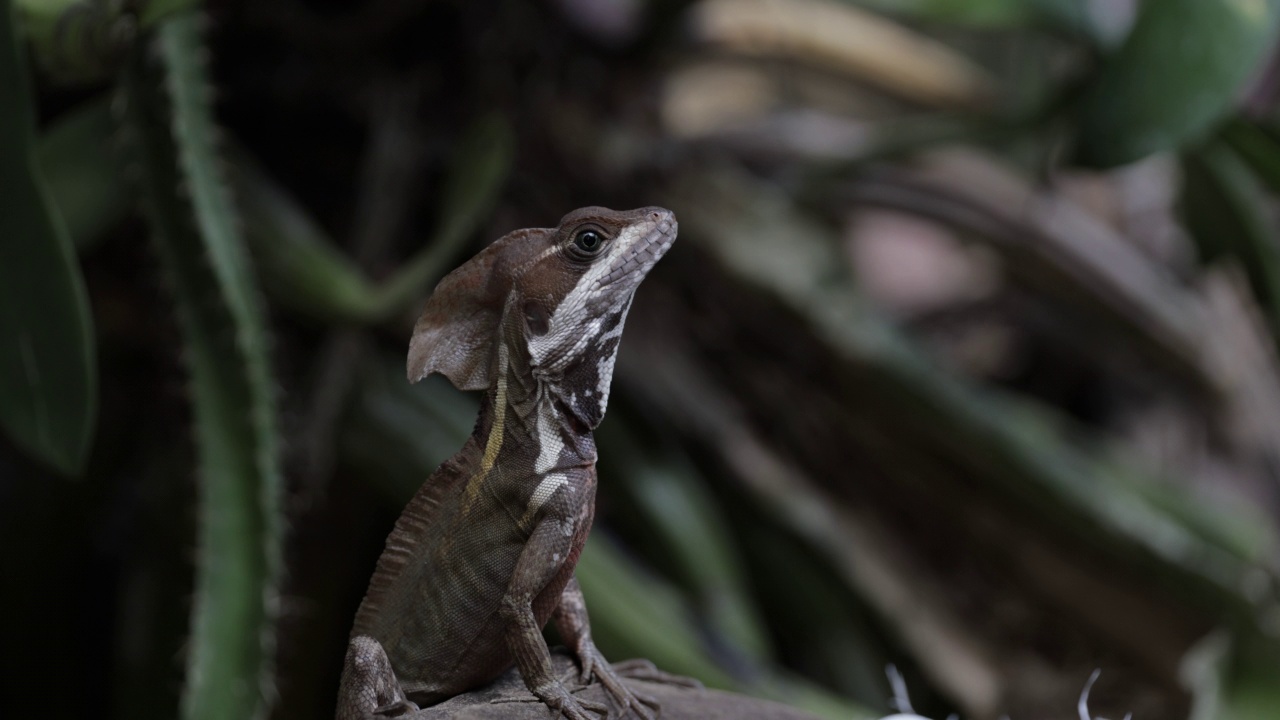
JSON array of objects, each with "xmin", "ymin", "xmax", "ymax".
[{"xmin": 408, "ymin": 207, "xmax": 676, "ymax": 424}]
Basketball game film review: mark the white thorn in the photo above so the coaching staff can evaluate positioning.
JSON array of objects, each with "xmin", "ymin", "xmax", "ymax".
[
  {"xmin": 1079, "ymin": 668, "xmax": 1101, "ymax": 720},
  {"xmin": 886, "ymin": 664, "xmax": 914, "ymax": 714}
]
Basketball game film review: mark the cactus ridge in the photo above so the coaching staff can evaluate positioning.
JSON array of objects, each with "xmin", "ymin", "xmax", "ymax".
[{"xmin": 116, "ymin": 11, "xmax": 283, "ymax": 720}]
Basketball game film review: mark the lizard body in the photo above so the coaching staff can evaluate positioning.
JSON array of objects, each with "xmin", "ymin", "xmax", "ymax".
[{"xmin": 338, "ymin": 207, "xmax": 678, "ymax": 720}]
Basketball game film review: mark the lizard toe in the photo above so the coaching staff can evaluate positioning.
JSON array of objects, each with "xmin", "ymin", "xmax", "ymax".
[
  {"xmin": 616, "ymin": 689, "xmax": 660, "ymax": 720},
  {"xmin": 371, "ymin": 698, "xmax": 420, "ymax": 717},
  {"xmin": 533, "ymin": 681, "xmax": 610, "ymax": 720},
  {"xmin": 587, "ymin": 658, "xmax": 662, "ymax": 719}
]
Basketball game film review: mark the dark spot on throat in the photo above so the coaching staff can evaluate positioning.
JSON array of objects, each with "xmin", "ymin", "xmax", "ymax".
[
  {"xmin": 524, "ymin": 302, "xmax": 550, "ymax": 337},
  {"xmin": 556, "ymin": 395, "xmax": 593, "ymax": 434},
  {"xmin": 601, "ymin": 311, "xmax": 623, "ymax": 333}
]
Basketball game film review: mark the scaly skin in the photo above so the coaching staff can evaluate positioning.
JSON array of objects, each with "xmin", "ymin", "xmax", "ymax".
[{"xmin": 337, "ymin": 207, "xmax": 678, "ymax": 719}]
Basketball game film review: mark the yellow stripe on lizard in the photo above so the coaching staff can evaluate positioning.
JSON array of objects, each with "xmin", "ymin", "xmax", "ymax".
[{"xmin": 464, "ymin": 341, "xmax": 509, "ymax": 510}]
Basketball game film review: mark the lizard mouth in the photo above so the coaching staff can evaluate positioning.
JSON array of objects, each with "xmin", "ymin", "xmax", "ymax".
[
  {"xmin": 647, "ymin": 208, "xmax": 678, "ymax": 261},
  {"xmin": 597, "ymin": 208, "xmax": 677, "ymax": 294}
]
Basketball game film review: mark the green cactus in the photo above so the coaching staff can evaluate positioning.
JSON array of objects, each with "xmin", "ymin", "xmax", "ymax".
[{"xmin": 116, "ymin": 12, "xmax": 283, "ymax": 720}]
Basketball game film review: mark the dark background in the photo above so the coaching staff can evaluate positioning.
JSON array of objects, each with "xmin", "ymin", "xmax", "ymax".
[{"xmin": 4, "ymin": 1, "xmax": 1280, "ymax": 719}]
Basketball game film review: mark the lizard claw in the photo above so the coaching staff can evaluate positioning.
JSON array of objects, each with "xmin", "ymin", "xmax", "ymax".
[
  {"xmin": 533, "ymin": 681, "xmax": 610, "ymax": 720},
  {"xmin": 577, "ymin": 645, "xmax": 663, "ymax": 719},
  {"xmin": 576, "ymin": 644, "xmax": 597, "ymax": 685},
  {"xmin": 372, "ymin": 698, "xmax": 420, "ymax": 717}
]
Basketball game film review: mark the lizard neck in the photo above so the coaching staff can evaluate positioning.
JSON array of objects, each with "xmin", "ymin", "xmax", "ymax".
[{"xmin": 473, "ymin": 339, "xmax": 600, "ymax": 483}]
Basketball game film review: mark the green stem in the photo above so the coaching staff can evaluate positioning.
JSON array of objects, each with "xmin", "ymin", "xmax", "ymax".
[{"xmin": 118, "ymin": 12, "xmax": 283, "ymax": 720}]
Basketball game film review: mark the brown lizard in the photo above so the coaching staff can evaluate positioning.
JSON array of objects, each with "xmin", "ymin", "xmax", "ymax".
[{"xmin": 337, "ymin": 207, "xmax": 679, "ymax": 720}]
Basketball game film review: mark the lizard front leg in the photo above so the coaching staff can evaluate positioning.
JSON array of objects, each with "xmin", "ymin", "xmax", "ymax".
[
  {"xmin": 500, "ymin": 518, "xmax": 610, "ymax": 720},
  {"xmin": 553, "ymin": 576, "xmax": 663, "ymax": 719},
  {"xmin": 336, "ymin": 635, "xmax": 419, "ymax": 720}
]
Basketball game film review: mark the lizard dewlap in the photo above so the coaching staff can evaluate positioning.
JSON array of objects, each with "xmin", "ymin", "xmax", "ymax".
[{"xmin": 338, "ymin": 207, "xmax": 679, "ymax": 720}]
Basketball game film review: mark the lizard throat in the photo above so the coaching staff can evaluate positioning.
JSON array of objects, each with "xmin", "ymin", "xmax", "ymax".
[{"xmin": 461, "ymin": 346, "xmax": 600, "ymax": 523}]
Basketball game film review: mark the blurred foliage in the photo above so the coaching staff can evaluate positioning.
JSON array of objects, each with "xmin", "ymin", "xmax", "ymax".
[
  {"xmin": 115, "ymin": 12, "xmax": 284, "ymax": 720},
  {"xmin": 1076, "ymin": 0, "xmax": 1280, "ymax": 166},
  {"xmin": 5, "ymin": 1, "xmax": 1280, "ymax": 720},
  {"xmin": 0, "ymin": 0, "xmax": 95, "ymax": 476}
]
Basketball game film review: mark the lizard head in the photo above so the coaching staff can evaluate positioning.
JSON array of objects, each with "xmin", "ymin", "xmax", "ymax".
[{"xmin": 407, "ymin": 206, "xmax": 676, "ymax": 425}]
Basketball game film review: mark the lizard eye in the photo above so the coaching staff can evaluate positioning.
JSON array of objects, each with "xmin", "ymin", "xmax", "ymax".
[{"xmin": 572, "ymin": 229, "xmax": 605, "ymax": 256}]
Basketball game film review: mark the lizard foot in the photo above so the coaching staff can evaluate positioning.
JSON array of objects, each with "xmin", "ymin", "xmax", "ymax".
[
  {"xmin": 338, "ymin": 635, "xmax": 419, "ymax": 720},
  {"xmin": 540, "ymin": 682, "xmax": 611, "ymax": 720},
  {"xmin": 491, "ymin": 682, "xmax": 609, "ymax": 720},
  {"xmin": 576, "ymin": 644, "xmax": 663, "ymax": 719}
]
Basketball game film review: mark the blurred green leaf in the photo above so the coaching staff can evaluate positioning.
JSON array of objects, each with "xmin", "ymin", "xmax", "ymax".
[
  {"xmin": 1222, "ymin": 118, "xmax": 1280, "ymax": 194},
  {"xmin": 1182, "ymin": 142, "xmax": 1280, "ymax": 344},
  {"xmin": 1103, "ymin": 449, "xmax": 1277, "ymax": 566},
  {"xmin": 833, "ymin": 152, "xmax": 1214, "ymax": 395},
  {"xmin": 673, "ymin": 165, "xmax": 1279, "ymax": 622},
  {"xmin": 240, "ymin": 114, "xmax": 512, "ymax": 324},
  {"xmin": 1224, "ymin": 637, "xmax": 1280, "ymax": 720},
  {"xmin": 1077, "ymin": 0, "xmax": 1280, "ymax": 167},
  {"xmin": 860, "ymin": 0, "xmax": 1091, "ymax": 33},
  {"xmin": 598, "ymin": 422, "xmax": 774, "ymax": 663},
  {"xmin": 372, "ymin": 114, "xmax": 514, "ymax": 313},
  {"xmin": 577, "ymin": 535, "xmax": 739, "ymax": 690},
  {"xmin": 38, "ymin": 95, "xmax": 130, "ymax": 249},
  {"xmin": 15, "ymin": 0, "xmax": 125, "ymax": 81},
  {"xmin": 736, "ymin": 516, "xmax": 890, "ymax": 706},
  {"xmin": 341, "ymin": 357, "xmax": 475, "ymax": 501},
  {"xmin": 0, "ymin": 0, "xmax": 97, "ymax": 475},
  {"xmin": 1030, "ymin": 0, "xmax": 1094, "ymax": 35},
  {"xmin": 238, "ymin": 160, "xmax": 386, "ymax": 323},
  {"xmin": 138, "ymin": 0, "xmax": 200, "ymax": 25},
  {"xmin": 15, "ymin": 0, "xmax": 199, "ymax": 82},
  {"xmin": 862, "ymin": 0, "xmax": 1034, "ymax": 26},
  {"xmin": 579, "ymin": 536, "xmax": 878, "ymax": 720},
  {"xmin": 1183, "ymin": 631, "xmax": 1280, "ymax": 720}
]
